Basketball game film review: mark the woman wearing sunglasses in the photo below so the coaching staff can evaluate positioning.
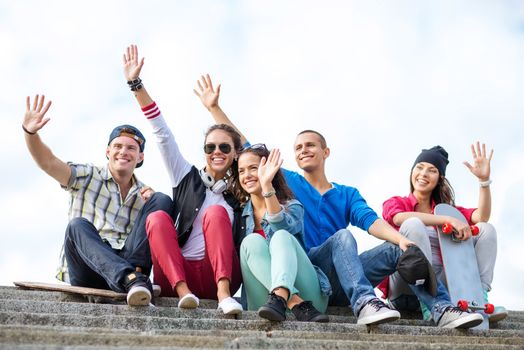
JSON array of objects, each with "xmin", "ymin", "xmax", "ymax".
[
  {"xmin": 123, "ymin": 45, "xmax": 243, "ymax": 314},
  {"xmin": 233, "ymin": 144, "xmax": 329, "ymax": 322}
]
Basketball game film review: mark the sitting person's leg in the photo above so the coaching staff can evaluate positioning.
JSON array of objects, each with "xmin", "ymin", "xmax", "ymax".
[
  {"xmin": 240, "ymin": 234, "xmax": 271, "ymax": 310},
  {"xmin": 308, "ymin": 229, "xmax": 399, "ymax": 325},
  {"xmin": 146, "ymin": 210, "xmax": 198, "ymax": 308},
  {"xmin": 202, "ymin": 205, "xmax": 242, "ymax": 314},
  {"xmin": 269, "ymin": 230, "xmax": 329, "ymax": 322},
  {"xmin": 64, "ymin": 217, "xmax": 152, "ymax": 305},
  {"xmin": 383, "ymin": 217, "xmax": 431, "ymax": 311},
  {"xmin": 472, "ymin": 222, "xmax": 507, "ymax": 322},
  {"xmin": 120, "ymin": 192, "xmax": 173, "ymax": 276}
]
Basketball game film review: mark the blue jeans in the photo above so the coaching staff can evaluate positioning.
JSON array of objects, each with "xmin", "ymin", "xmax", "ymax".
[
  {"xmin": 308, "ymin": 229, "xmax": 453, "ymax": 320},
  {"xmin": 64, "ymin": 192, "xmax": 173, "ymax": 292}
]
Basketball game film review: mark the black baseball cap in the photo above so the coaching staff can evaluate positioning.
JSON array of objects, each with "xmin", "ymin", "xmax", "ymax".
[
  {"xmin": 397, "ymin": 245, "xmax": 437, "ymax": 297},
  {"xmin": 108, "ymin": 125, "xmax": 146, "ymax": 168}
]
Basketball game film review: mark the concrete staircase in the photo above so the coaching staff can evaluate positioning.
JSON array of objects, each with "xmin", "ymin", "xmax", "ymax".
[{"xmin": 1, "ymin": 285, "xmax": 523, "ymax": 349}]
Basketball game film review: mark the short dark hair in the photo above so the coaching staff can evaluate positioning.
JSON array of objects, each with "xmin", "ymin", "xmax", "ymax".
[{"xmin": 297, "ymin": 130, "xmax": 327, "ymax": 149}]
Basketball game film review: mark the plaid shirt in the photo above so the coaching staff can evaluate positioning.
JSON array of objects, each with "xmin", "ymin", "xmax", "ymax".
[{"xmin": 56, "ymin": 163, "xmax": 146, "ymax": 282}]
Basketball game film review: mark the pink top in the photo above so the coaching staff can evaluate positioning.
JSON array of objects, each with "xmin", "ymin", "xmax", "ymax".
[{"xmin": 382, "ymin": 193, "xmax": 476, "ymax": 229}]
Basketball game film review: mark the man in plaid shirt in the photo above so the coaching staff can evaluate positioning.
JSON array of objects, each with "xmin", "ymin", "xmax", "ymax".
[{"xmin": 22, "ymin": 94, "xmax": 172, "ymax": 306}]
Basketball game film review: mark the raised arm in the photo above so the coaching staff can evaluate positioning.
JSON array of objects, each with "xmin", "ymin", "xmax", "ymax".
[
  {"xmin": 258, "ymin": 149, "xmax": 285, "ymax": 216},
  {"xmin": 23, "ymin": 95, "xmax": 71, "ymax": 187},
  {"xmin": 123, "ymin": 44, "xmax": 154, "ymax": 108},
  {"xmin": 193, "ymin": 74, "xmax": 248, "ymax": 145},
  {"xmin": 123, "ymin": 44, "xmax": 191, "ymax": 187},
  {"xmin": 258, "ymin": 149, "xmax": 303, "ymax": 237},
  {"xmin": 463, "ymin": 142, "xmax": 493, "ymax": 223}
]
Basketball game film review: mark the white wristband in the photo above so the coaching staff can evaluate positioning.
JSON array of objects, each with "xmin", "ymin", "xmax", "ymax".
[{"xmin": 479, "ymin": 179, "xmax": 492, "ymax": 188}]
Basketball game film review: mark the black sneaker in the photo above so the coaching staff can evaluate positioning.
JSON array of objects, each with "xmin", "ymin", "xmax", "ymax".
[
  {"xmin": 123, "ymin": 272, "xmax": 153, "ymax": 306},
  {"xmin": 291, "ymin": 301, "xmax": 329, "ymax": 323},
  {"xmin": 258, "ymin": 292, "xmax": 287, "ymax": 321}
]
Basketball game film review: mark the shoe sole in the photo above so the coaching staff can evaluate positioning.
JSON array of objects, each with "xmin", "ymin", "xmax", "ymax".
[
  {"xmin": 258, "ymin": 306, "xmax": 286, "ymax": 321},
  {"xmin": 489, "ymin": 311, "xmax": 508, "ymax": 323},
  {"xmin": 357, "ymin": 311, "xmax": 400, "ymax": 325},
  {"xmin": 178, "ymin": 295, "xmax": 199, "ymax": 309},
  {"xmin": 126, "ymin": 286, "xmax": 151, "ymax": 306},
  {"xmin": 357, "ymin": 316, "xmax": 400, "ymax": 326},
  {"xmin": 309, "ymin": 315, "xmax": 330, "ymax": 323},
  {"xmin": 220, "ymin": 307, "xmax": 243, "ymax": 315},
  {"xmin": 152, "ymin": 285, "xmax": 161, "ymax": 298},
  {"xmin": 442, "ymin": 313, "xmax": 484, "ymax": 329}
]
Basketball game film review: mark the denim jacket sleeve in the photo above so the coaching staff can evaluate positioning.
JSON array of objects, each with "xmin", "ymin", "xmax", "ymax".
[{"xmin": 264, "ymin": 199, "xmax": 304, "ymax": 240}]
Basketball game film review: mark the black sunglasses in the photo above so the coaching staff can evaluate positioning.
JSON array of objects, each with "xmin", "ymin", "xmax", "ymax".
[
  {"xmin": 204, "ymin": 143, "xmax": 232, "ymax": 154},
  {"xmin": 240, "ymin": 143, "xmax": 268, "ymax": 152}
]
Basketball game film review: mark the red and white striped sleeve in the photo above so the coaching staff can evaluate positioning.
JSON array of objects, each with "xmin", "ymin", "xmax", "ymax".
[
  {"xmin": 140, "ymin": 101, "xmax": 192, "ymax": 187},
  {"xmin": 142, "ymin": 102, "xmax": 161, "ymax": 120}
]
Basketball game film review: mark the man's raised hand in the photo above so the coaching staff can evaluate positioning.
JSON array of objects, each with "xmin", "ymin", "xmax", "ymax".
[{"xmin": 24, "ymin": 95, "xmax": 52, "ymax": 134}]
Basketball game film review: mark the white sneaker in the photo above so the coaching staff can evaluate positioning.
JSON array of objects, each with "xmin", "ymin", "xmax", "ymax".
[
  {"xmin": 218, "ymin": 297, "xmax": 243, "ymax": 315},
  {"xmin": 126, "ymin": 285, "xmax": 151, "ymax": 306},
  {"xmin": 437, "ymin": 306, "xmax": 484, "ymax": 329},
  {"xmin": 152, "ymin": 284, "xmax": 162, "ymax": 298},
  {"xmin": 357, "ymin": 298, "xmax": 400, "ymax": 325},
  {"xmin": 178, "ymin": 293, "xmax": 199, "ymax": 309}
]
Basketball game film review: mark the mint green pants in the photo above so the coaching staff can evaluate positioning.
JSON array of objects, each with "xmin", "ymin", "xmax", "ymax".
[{"xmin": 240, "ymin": 230, "xmax": 328, "ymax": 312}]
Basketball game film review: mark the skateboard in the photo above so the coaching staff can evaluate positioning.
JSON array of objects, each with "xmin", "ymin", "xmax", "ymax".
[
  {"xmin": 435, "ymin": 204, "xmax": 489, "ymax": 329},
  {"xmin": 14, "ymin": 281, "xmax": 127, "ymax": 304}
]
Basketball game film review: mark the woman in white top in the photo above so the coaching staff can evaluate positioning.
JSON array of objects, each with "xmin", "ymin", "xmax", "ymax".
[{"xmin": 123, "ymin": 45, "xmax": 243, "ymax": 315}]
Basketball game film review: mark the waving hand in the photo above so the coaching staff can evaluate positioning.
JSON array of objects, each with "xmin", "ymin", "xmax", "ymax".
[
  {"xmin": 23, "ymin": 95, "xmax": 52, "ymax": 134},
  {"xmin": 463, "ymin": 142, "xmax": 493, "ymax": 181},
  {"xmin": 123, "ymin": 44, "xmax": 144, "ymax": 81}
]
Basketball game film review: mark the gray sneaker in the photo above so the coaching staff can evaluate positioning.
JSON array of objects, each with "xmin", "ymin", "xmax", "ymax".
[
  {"xmin": 357, "ymin": 298, "xmax": 400, "ymax": 325},
  {"xmin": 437, "ymin": 306, "xmax": 484, "ymax": 329}
]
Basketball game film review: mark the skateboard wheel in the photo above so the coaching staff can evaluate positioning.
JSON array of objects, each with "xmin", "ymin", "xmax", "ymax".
[
  {"xmin": 471, "ymin": 225, "xmax": 479, "ymax": 236},
  {"xmin": 484, "ymin": 303, "xmax": 494, "ymax": 314},
  {"xmin": 442, "ymin": 223, "xmax": 453, "ymax": 234},
  {"xmin": 457, "ymin": 300, "xmax": 469, "ymax": 311}
]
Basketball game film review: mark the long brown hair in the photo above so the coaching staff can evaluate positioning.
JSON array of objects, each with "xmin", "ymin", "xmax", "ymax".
[
  {"xmin": 410, "ymin": 173, "xmax": 455, "ymax": 206},
  {"xmin": 232, "ymin": 144, "xmax": 294, "ymax": 206}
]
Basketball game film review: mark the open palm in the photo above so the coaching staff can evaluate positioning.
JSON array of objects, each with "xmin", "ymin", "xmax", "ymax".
[
  {"xmin": 258, "ymin": 149, "xmax": 283, "ymax": 188},
  {"xmin": 123, "ymin": 44, "xmax": 144, "ymax": 81},
  {"xmin": 24, "ymin": 95, "xmax": 52, "ymax": 133},
  {"xmin": 193, "ymin": 74, "xmax": 220, "ymax": 110},
  {"xmin": 463, "ymin": 142, "xmax": 493, "ymax": 181}
]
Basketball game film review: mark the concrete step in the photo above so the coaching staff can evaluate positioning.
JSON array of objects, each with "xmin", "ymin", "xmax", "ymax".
[
  {"xmin": 2, "ymin": 310, "xmax": 523, "ymax": 339},
  {"xmin": 0, "ymin": 326, "xmax": 524, "ymax": 347},
  {"xmin": 1, "ymin": 324, "xmax": 523, "ymax": 349},
  {"xmin": 4, "ymin": 286, "xmax": 523, "ymax": 323},
  {"xmin": 2, "ymin": 298, "xmax": 522, "ymax": 331},
  {"xmin": 2, "ymin": 285, "xmax": 523, "ymax": 349}
]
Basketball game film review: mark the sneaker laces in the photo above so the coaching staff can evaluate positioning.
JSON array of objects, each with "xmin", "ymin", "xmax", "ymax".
[
  {"xmin": 366, "ymin": 298, "xmax": 386, "ymax": 311},
  {"xmin": 296, "ymin": 300, "xmax": 313, "ymax": 312},
  {"xmin": 445, "ymin": 306, "xmax": 464, "ymax": 315}
]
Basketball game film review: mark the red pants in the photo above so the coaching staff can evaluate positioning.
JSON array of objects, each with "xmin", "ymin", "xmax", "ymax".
[{"xmin": 146, "ymin": 205, "xmax": 241, "ymax": 299}]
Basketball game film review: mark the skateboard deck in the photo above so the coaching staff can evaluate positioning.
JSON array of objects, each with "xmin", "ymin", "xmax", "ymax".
[
  {"xmin": 435, "ymin": 204, "xmax": 489, "ymax": 329},
  {"xmin": 14, "ymin": 281, "xmax": 127, "ymax": 303}
]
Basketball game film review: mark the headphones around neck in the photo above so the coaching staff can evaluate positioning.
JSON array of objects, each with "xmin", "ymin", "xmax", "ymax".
[{"xmin": 199, "ymin": 168, "xmax": 227, "ymax": 194}]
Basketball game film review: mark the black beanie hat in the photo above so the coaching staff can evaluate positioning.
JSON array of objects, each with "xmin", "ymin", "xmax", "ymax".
[{"xmin": 412, "ymin": 145, "xmax": 449, "ymax": 176}]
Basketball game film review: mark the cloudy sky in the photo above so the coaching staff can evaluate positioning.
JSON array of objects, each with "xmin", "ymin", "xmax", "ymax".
[{"xmin": 1, "ymin": 1, "xmax": 523, "ymax": 310}]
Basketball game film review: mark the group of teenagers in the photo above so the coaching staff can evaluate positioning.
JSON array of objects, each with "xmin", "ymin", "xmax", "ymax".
[{"xmin": 22, "ymin": 45, "xmax": 507, "ymax": 329}]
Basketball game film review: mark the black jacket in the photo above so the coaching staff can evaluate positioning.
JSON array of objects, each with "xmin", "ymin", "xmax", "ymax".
[{"xmin": 171, "ymin": 166, "xmax": 245, "ymax": 254}]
